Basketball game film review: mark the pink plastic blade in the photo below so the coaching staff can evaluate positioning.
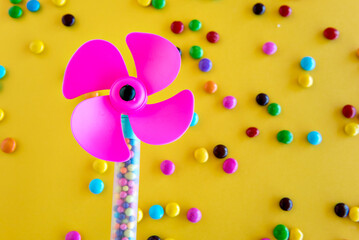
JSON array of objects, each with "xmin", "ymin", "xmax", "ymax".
[
  {"xmin": 126, "ymin": 32, "xmax": 181, "ymax": 95},
  {"xmin": 71, "ymin": 96, "xmax": 131, "ymax": 162},
  {"xmin": 128, "ymin": 90, "xmax": 194, "ymax": 145},
  {"xmin": 63, "ymin": 40, "xmax": 128, "ymax": 99}
]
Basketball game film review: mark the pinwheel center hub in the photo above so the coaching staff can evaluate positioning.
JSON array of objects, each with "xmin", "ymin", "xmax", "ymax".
[{"xmin": 119, "ymin": 85, "xmax": 136, "ymax": 101}]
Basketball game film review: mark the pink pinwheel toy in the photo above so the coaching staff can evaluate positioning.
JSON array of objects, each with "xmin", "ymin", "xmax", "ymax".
[{"xmin": 63, "ymin": 32, "xmax": 194, "ymax": 240}]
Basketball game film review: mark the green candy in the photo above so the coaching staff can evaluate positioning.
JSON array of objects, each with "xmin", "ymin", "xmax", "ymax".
[
  {"xmin": 189, "ymin": 19, "xmax": 202, "ymax": 31},
  {"xmin": 273, "ymin": 224, "xmax": 289, "ymax": 240},
  {"xmin": 267, "ymin": 103, "xmax": 281, "ymax": 116},
  {"xmin": 10, "ymin": 0, "xmax": 22, "ymax": 3},
  {"xmin": 277, "ymin": 130, "xmax": 293, "ymax": 144},
  {"xmin": 189, "ymin": 46, "xmax": 203, "ymax": 59},
  {"xmin": 9, "ymin": 6, "xmax": 23, "ymax": 18},
  {"xmin": 152, "ymin": 0, "xmax": 166, "ymax": 9}
]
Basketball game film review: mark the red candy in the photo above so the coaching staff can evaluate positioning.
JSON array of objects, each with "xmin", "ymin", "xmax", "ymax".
[
  {"xmin": 246, "ymin": 127, "xmax": 259, "ymax": 138},
  {"xmin": 279, "ymin": 5, "xmax": 292, "ymax": 17},
  {"xmin": 342, "ymin": 105, "xmax": 356, "ymax": 118},
  {"xmin": 323, "ymin": 27, "xmax": 339, "ymax": 40},
  {"xmin": 206, "ymin": 31, "xmax": 219, "ymax": 43},
  {"xmin": 171, "ymin": 21, "xmax": 184, "ymax": 34}
]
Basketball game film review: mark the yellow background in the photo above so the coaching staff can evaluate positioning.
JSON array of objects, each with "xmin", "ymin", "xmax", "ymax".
[{"xmin": 1, "ymin": 0, "xmax": 359, "ymax": 239}]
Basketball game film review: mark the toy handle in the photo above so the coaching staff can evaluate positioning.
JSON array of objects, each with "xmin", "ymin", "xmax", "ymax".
[{"xmin": 111, "ymin": 116, "xmax": 140, "ymax": 240}]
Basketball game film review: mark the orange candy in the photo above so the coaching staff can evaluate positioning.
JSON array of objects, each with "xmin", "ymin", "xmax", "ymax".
[
  {"xmin": 120, "ymin": 167, "xmax": 127, "ymax": 174},
  {"xmin": 1, "ymin": 137, "xmax": 16, "ymax": 153},
  {"xmin": 204, "ymin": 81, "xmax": 218, "ymax": 94}
]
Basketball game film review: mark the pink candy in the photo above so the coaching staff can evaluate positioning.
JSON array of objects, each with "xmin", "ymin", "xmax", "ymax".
[
  {"xmin": 187, "ymin": 208, "xmax": 202, "ymax": 223},
  {"xmin": 119, "ymin": 178, "xmax": 127, "ymax": 186},
  {"xmin": 65, "ymin": 231, "xmax": 81, "ymax": 240},
  {"xmin": 160, "ymin": 160, "xmax": 175, "ymax": 175},
  {"xmin": 262, "ymin": 42, "xmax": 277, "ymax": 55},
  {"xmin": 223, "ymin": 158, "xmax": 238, "ymax": 174},
  {"xmin": 120, "ymin": 224, "xmax": 127, "ymax": 230},
  {"xmin": 120, "ymin": 191, "xmax": 127, "ymax": 198},
  {"xmin": 223, "ymin": 96, "xmax": 237, "ymax": 109}
]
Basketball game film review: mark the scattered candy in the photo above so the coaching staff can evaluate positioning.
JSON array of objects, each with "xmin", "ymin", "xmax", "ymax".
[
  {"xmin": 1, "ymin": 138, "xmax": 16, "ymax": 153},
  {"xmin": 62, "ymin": 14, "xmax": 76, "ymax": 27},
  {"xmin": 253, "ymin": 3, "xmax": 265, "ymax": 15},
  {"xmin": 165, "ymin": 202, "xmax": 180, "ymax": 217},
  {"xmin": 29, "ymin": 40, "xmax": 45, "ymax": 54},
  {"xmin": 323, "ymin": 27, "xmax": 339, "ymax": 40},
  {"xmin": 289, "ymin": 228, "xmax": 303, "ymax": 240},
  {"xmin": 349, "ymin": 207, "xmax": 359, "ymax": 222},
  {"xmin": 160, "ymin": 160, "xmax": 175, "ymax": 175},
  {"xmin": 152, "ymin": 0, "xmax": 165, "ymax": 9},
  {"xmin": 307, "ymin": 131, "xmax": 322, "ymax": 145},
  {"xmin": 187, "ymin": 208, "xmax": 202, "ymax": 223},
  {"xmin": 204, "ymin": 81, "xmax": 217, "ymax": 94},
  {"xmin": 148, "ymin": 236, "xmax": 161, "ymax": 240},
  {"xmin": 149, "ymin": 205, "xmax": 164, "ymax": 220},
  {"xmin": 300, "ymin": 56, "xmax": 316, "ymax": 71},
  {"xmin": 246, "ymin": 127, "xmax": 259, "ymax": 138},
  {"xmin": 267, "ymin": 103, "xmax": 281, "ymax": 116},
  {"xmin": 89, "ymin": 179, "xmax": 104, "ymax": 194},
  {"xmin": 27, "ymin": 0, "xmax": 40, "ymax": 12},
  {"xmin": 342, "ymin": 105, "xmax": 356, "ymax": 118},
  {"xmin": 52, "ymin": 0, "xmax": 66, "ymax": 6},
  {"xmin": 297, "ymin": 73, "xmax": 313, "ymax": 88},
  {"xmin": 189, "ymin": 46, "xmax": 203, "ymax": 59},
  {"xmin": 273, "ymin": 224, "xmax": 289, "ymax": 240},
  {"xmin": 279, "ymin": 197, "xmax": 293, "ymax": 211},
  {"xmin": 137, "ymin": 0, "xmax": 151, "ymax": 7},
  {"xmin": 170, "ymin": 21, "xmax": 184, "ymax": 34},
  {"xmin": 0, "ymin": 65, "xmax": 6, "ymax": 79},
  {"xmin": 344, "ymin": 122, "xmax": 359, "ymax": 136},
  {"xmin": 223, "ymin": 158, "xmax": 238, "ymax": 174},
  {"xmin": 223, "ymin": 96, "xmax": 237, "ymax": 109},
  {"xmin": 198, "ymin": 58, "xmax": 212, "ymax": 72},
  {"xmin": 189, "ymin": 19, "xmax": 202, "ymax": 31},
  {"xmin": 138, "ymin": 208, "xmax": 143, "ymax": 222},
  {"xmin": 262, "ymin": 42, "xmax": 277, "ymax": 55},
  {"xmin": 206, "ymin": 31, "xmax": 219, "ymax": 43},
  {"xmin": 65, "ymin": 231, "xmax": 81, "ymax": 240},
  {"xmin": 9, "ymin": 6, "xmax": 23, "ymax": 18},
  {"xmin": 277, "ymin": 130, "xmax": 293, "ymax": 144},
  {"xmin": 92, "ymin": 159, "xmax": 108, "ymax": 173},
  {"xmin": 213, "ymin": 144, "xmax": 228, "ymax": 159},
  {"xmin": 11, "ymin": 0, "xmax": 22, "ymax": 3},
  {"xmin": 256, "ymin": 93, "xmax": 269, "ymax": 106},
  {"xmin": 0, "ymin": 109, "xmax": 4, "ymax": 121},
  {"xmin": 334, "ymin": 203, "xmax": 350, "ymax": 217},
  {"xmin": 190, "ymin": 112, "xmax": 199, "ymax": 127},
  {"xmin": 194, "ymin": 147, "xmax": 209, "ymax": 163},
  {"xmin": 176, "ymin": 47, "xmax": 182, "ymax": 56},
  {"xmin": 279, "ymin": 5, "xmax": 292, "ymax": 17}
]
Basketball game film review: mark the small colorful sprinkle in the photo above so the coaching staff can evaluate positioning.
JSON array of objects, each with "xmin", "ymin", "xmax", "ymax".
[
  {"xmin": 253, "ymin": 3, "xmax": 265, "ymax": 15},
  {"xmin": 267, "ymin": 103, "xmax": 281, "ymax": 116},
  {"xmin": 1, "ymin": 138, "xmax": 16, "ymax": 153},
  {"xmin": 65, "ymin": 231, "xmax": 81, "ymax": 240},
  {"xmin": 189, "ymin": 46, "xmax": 203, "ymax": 59},
  {"xmin": 206, "ymin": 31, "xmax": 219, "ymax": 43},
  {"xmin": 189, "ymin": 19, "xmax": 202, "ymax": 31},
  {"xmin": 323, "ymin": 27, "xmax": 339, "ymax": 40},
  {"xmin": 246, "ymin": 127, "xmax": 259, "ymax": 138},
  {"xmin": 171, "ymin": 21, "xmax": 184, "ymax": 34},
  {"xmin": 213, "ymin": 144, "xmax": 228, "ymax": 159},
  {"xmin": 27, "ymin": 0, "xmax": 40, "ymax": 12},
  {"xmin": 190, "ymin": 112, "xmax": 199, "ymax": 126},
  {"xmin": 307, "ymin": 131, "xmax": 322, "ymax": 145},
  {"xmin": 342, "ymin": 105, "xmax": 356, "ymax": 118}
]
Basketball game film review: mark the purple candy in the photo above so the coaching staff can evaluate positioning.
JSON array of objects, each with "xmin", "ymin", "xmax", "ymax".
[
  {"xmin": 223, "ymin": 158, "xmax": 238, "ymax": 174},
  {"xmin": 198, "ymin": 58, "xmax": 212, "ymax": 72},
  {"xmin": 262, "ymin": 42, "xmax": 277, "ymax": 55},
  {"xmin": 65, "ymin": 231, "xmax": 81, "ymax": 240},
  {"xmin": 160, "ymin": 160, "xmax": 175, "ymax": 175},
  {"xmin": 223, "ymin": 96, "xmax": 237, "ymax": 109},
  {"xmin": 187, "ymin": 208, "xmax": 202, "ymax": 223}
]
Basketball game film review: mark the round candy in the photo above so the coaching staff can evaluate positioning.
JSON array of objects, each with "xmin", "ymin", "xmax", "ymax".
[
  {"xmin": 307, "ymin": 131, "xmax": 322, "ymax": 145},
  {"xmin": 267, "ymin": 103, "xmax": 281, "ymax": 116},
  {"xmin": 223, "ymin": 96, "xmax": 237, "ymax": 109},
  {"xmin": 213, "ymin": 144, "xmax": 228, "ymax": 159},
  {"xmin": 198, "ymin": 58, "xmax": 212, "ymax": 72},
  {"xmin": 190, "ymin": 112, "xmax": 198, "ymax": 126},
  {"xmin": 194, "ymin": 147, "xmax": 209, "ymax": 163},
  {"xmin": 65, "ymin": 231, "xmax": 81, "ymax": 240},
  {"xmin": 273, "ymin": 224, "xmax": 289, "ymax": 240},
  {"xmin": 52, "ymin": 0, "xmax": 66, "ymax": 6},
  {"xmin": 323, "ymin": 27, "xmax": 339, "ymax": 40},
  {"xmin": 189, "ymin": 46, "xmax": 203, "ymax": 59},
  {"xmin": 279, "ymin": 5, "xmax": 291, "ymax": 17},
  {"xmin": 277, "ymin": 130, "xmax": 293, "ymax": 144},
  {"xmin": 9, "ymin": 6, "xmax": 23, "ymax": 18},
  {"xmin": 137, "ymin": 208, "xmax": 143, "ymax": 222},
  {"xmin": 0, "ymin": 65, "xmax": 6, "ymax": 79},
  {"xmin": 27, "ymin": 0, "xmax": 40, "ymax": 12},
  {"xmin": 262, "ymin": 42, "xmax": 277, "ymax": 55},
  {"xmin": 189, "ymin": 19, "xmax": 202, "ymax": 31},
  {"xmin": 342, "ymin": 105, "xmax": 356, "ymax": 118},
  {"xmin": 137, "ymin": 0, "xmax": 151, "ymax": 7},
  {"xmin": 334, "ymin": 203, "xmax": 349, "ymax": 217},
  {"xmin": 149, "ymin": 205, "xmax": 164, "ymax": 219},
  {"xmin": 160, "ymin": 160, "xmax": 175, "ymax": 175},
  {"xmin": 187, "ymin": 208, "xmax": 201, "ymax": 223},
  {"xmin": 152, "ymin": 0, "xmax": 165, "ymax": 9},
  {"xmin": 246, "ymin": 127, "xmax": 259, "ymax": 138},
  {"xmin": 297, "ymin": 73, "xmax": 313, "ymax": 88},
  {"xmin": 279, "ymin": 197, "xmax": 293, "ymax": 211},
  {"xmin": 147, "ymin": 236, "xmax": 160, "ymax": 240},
  {"xmin": 176, "ymin": 47, "xmax": 182, "ymax": 56},
  {"xmin": 349, "ymin": 207, "xmax": 359, "ymax": 222},
  {"xmin": 29, "ymin": 40, "xmax": 45, "ymax": 54},
  {"xmin": 344, "ymin": 122, "xmax": 359, "ymax": 136},
  {"xmin": 89, "ymin": 179, "xmax": 104, "ymax": 194},
  {"xmin": 256, "ymin": 93, "xmax": 269, "ymax": 106},
  {"xmin": 165, "ymin": 202, "xmax": 180, "ymax": 217},
  {"xmin": 204, "ymin": 81, "xmax": 217, "ymax": 94},
  {"xmin": 206, "ymin": 31, "xmax": 219, "ymax": 43},
  {"xmin": 223, "ymin": 158, "xmax": 238, "ymax": 174},
  {"xmin": 1, "ymin": 138, "xmax": 16, "ymax": 153},
  {"xmin": 300, "ymin": 56, "xmax": 316, "ymax": 71},
  {"xmin": 289, "ymin": 228, "xmax": 303, "ymax": 240},
  {"xmin": 62, "ymin": 14, "xmax": 75, "ymax": 27},
  {"xmin": 171, "ymin": 21, "xmax": 184, "ymax": 34},
  {"xmin": 92, "ymin": 159, "xmax": 108, "ymax": 173},
  {"xmin": 11, "ymin": 0, "xmax": 22, "ymax": 3},
  {"xmin": 0, "ymin": 109, "xmax": 4, "ymax": 121},
  {"xmin": 253, "ymin": 3, "xmax": 265, "ymax": 15}
]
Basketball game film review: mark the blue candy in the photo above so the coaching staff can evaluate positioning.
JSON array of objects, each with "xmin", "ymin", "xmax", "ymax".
[
  {"xmin": 198, "ymin": 58, "xmax": 212, "ymax": 72},
  {"xmin": 190, "ymin": 112, "xmax": 199, "ymax": 127},
  {"xmin": 27, "ymin": 0, "xmax": 40, "ymax": 12},
  {"xmin": 300, "ymin": 56, "xmax": 316, "ymax": 71},
  {"xmin": 89, "ymin": 179, "xmax": 104, "ymax": 194},
  {"xmin": 0, "ymin": 65, "xmax": 6, "ymax": 79},
  {"xmin": 307, "ymin": 131, "xmax": 322, "ymax": 145},
  {"xmin": 149, "ymin": 205, "xmax": 164, "ymax": 220}
]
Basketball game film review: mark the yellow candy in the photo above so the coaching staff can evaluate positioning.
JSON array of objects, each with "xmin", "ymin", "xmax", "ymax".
[
  {"xmin": 0, "ymin": 109, "xmax": 4, "ymax": 121},
  {"xmin": 194, "ymin": 147, "xmax": 209, "ymax": 163},
  {"xmin": 289, "ymin": 228, "xmax": 303, "ymax": 240},
  {"xmin": 92, "ymin": 159, "xmax": 108, "ymax": 173},
  {"xmin": 137, "ymin": 0, "xmax": 151, "ymax": 7},
  {"xmin": 165, "ymin": 202, "xmax": 180, "ymax": 217},
  {"xmin": 137, "ymin": 208, "xmax": 143, "ymax": 222},
  {"xmin": 349, "ymin": 206, "xmax": 359, "ymax": 222},
  {"xmin": 29, "ymin": 40, "xmax": 45, "ymax": 54},
  {"xmin": 127, "ymin": 222, "xmax": 136, "ymax": 229},
  {"xmin": 344, "ymin": 122, "xmax": 359, "ymax": 136},
  {"xmin": 52, "ymin": 0, "xmax": 66, "ymax": 6},
  {"xmin": 298, "ymin": 73, "xmax": 313, "ymax": 88}
]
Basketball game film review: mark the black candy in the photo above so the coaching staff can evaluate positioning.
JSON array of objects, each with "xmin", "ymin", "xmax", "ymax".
[
  {"xmin": 62, "ymin": 14, "xmax": 75, "ymax": 27},
  {"xmin": 279, "ymin": 197, "xmax": 293, "ymax": 211},
  {"xmin": 253, "ymin": 3, "xmax": 265, "ymax": 15},
  {"xmin": 256, "ymin": 93, "xmax": 269, "ymax": 106},
  {"xmin": 147, "ymin": 236, "xmax": 161, "ymax": 240},
  {"xmin": 213, "ymin": 144, "xmax": 228, "ymax": 159},
  {"xmin": 334, "ymin": 203, "xmax": 349, "ymax": 218}
]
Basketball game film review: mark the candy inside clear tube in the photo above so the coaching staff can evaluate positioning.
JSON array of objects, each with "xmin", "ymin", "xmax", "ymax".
[{"xmin": 111, "ymin": 115, "xmax": 140, "ymax": 240}]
